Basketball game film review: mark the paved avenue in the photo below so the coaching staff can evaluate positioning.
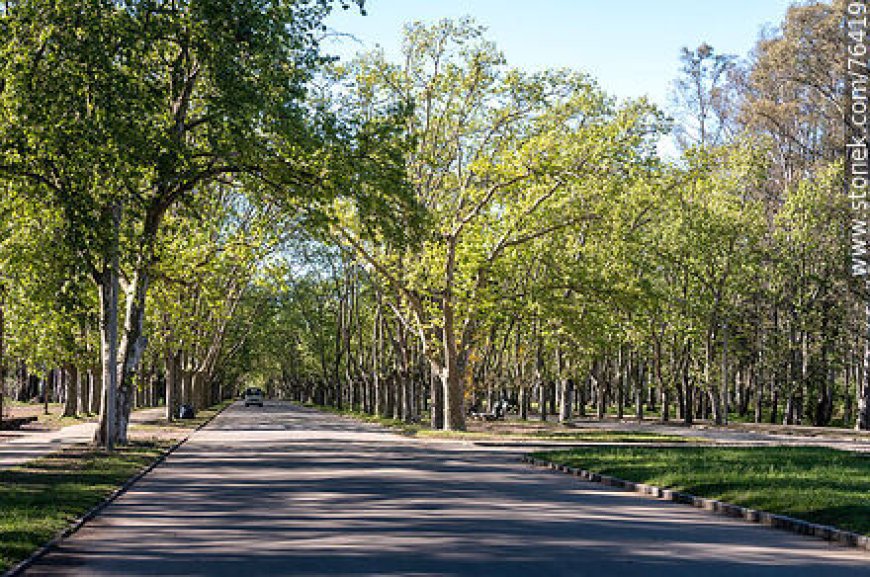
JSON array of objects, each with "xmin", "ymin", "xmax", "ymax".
[{"xmin": 23, "ymin": 402, "xmax": 870, "ymax": 577}]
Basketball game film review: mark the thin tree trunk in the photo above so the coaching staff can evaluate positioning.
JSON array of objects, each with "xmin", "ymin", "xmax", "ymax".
[
  {"xmin": 95, "ymin": 247, "xmax": 120, "ymax": 450},
  {"xmin": 429, "ymin": 360, "xmax": 443, "ymax": 429},
  {"xmin": 559, "ymin": 378, "xmax": 573, "ymax": 423},
  {"xmin": 858, "ymin": 304, "xmax": 870, "ymax": 430},
  {"xmin": 63, "ymin": 365, "xmax": 77, "ymax": 417},
  {"xmin": 0, "ymin": 283, "xmax": 5, "ymax": 429}
]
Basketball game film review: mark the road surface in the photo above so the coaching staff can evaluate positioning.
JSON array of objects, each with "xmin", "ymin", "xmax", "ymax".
[{"xmin": 23, "ymin": 402, "xmax": 870, "ymax": 576}]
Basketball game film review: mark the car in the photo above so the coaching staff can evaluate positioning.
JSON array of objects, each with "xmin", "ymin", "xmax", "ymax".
[{"xmin": 243, "ymin": 387, "xmax": 264, "ymax": 407}]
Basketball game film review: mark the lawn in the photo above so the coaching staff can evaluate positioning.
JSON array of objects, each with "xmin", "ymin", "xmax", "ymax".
[
  {"xmin": 533, "ymin": 446, "xmax": 870, "ymax": 536},
  {"xmin": 415, "ymin": 428, "xmax": 704, "ymax": 443},
  {"xmin": 0, "ymin": 442, "xmax": 167, "ymax": 573}
]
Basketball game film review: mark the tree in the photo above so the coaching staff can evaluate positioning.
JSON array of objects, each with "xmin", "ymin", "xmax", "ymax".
[
  {"xmin": 671, "ymin": 43, "xmax": 737, "ymax": 150},
  {"xmin": 332, "ymin": 19, "xmax": 663, "ymax": 430},
  {"xmin": 0, "ymin": 0, "xmax": 362, "ymax": 446}
]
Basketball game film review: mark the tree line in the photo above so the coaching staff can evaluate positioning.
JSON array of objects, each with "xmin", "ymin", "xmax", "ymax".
[
  {"xmin": 1, "ymin": 1, "xmax": 868, "ymax": 443},
  {"xmin": 261, "ymin": 4, "xmax": 870, "ymax": 432}
]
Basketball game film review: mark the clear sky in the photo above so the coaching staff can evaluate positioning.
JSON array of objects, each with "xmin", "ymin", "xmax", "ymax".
[{"xmin": 323, "ymin": 0, "xmax": 795, "ymax": 108}]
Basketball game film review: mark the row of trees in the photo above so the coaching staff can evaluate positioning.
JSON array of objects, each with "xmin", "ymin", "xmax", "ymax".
[
  {"xmin": 2, "ymin": 1, "xmax": 868, "ymax": 441},
  {"xmin": 0, "ymin": 0, "xmax": 413, "ymax": 444},
  {"xmin": 234, "ymin": 4, "xmax": 870, "ymax": 432}
]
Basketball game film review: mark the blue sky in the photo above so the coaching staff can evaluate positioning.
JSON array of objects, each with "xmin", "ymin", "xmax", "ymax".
[{"xmin": 323, "ymin": 0, "xmax": 795, "ymax": 108}]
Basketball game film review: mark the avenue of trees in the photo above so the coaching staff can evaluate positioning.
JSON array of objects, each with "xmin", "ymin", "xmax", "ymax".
[{"xmin": 1, "ymin": 0, "xmax": 868, "ymax": 444}]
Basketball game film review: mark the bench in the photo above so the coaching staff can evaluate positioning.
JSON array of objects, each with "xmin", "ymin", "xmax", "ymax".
[
  {"xmin": 469, "ymin": 400, "xmax": 509, "ymax": 421},
  {"xmin": 0, "ymin": 416, "xmax": 38, "ymax": 431},
  {"xmin": 470, "ymin": 411, "xmax": 502, "ymax": 422}
]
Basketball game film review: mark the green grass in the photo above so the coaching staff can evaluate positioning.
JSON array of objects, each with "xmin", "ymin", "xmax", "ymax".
[
  {"xmin": 416, "ymin": 429, "xmax": 705, "ymax": 443},
  {"xmin": 0, "ymin": 442, "xmax": 167, "ymax": 573},
  {"xmin": 529, "ymin": 430, "xmax": 704, "ymax": 443},
  {"xmin": 533, "ymin": 446, "xmax": 870, "ymax": 536}
]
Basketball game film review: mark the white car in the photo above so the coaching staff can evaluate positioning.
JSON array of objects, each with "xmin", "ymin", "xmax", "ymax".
[{"xmin": 244, "ymin": 387, "xmax": 264, "ymax": 407}]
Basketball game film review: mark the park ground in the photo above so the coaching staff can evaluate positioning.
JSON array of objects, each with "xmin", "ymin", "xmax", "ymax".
[{"xmin": 0, "ymin": 401, "xmax": 866, "ymax": 577}]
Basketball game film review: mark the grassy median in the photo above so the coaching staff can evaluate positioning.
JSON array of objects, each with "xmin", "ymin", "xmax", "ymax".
[{"xmin": 533, "ymin": 446, "xmax": 870, "ymax": 536}]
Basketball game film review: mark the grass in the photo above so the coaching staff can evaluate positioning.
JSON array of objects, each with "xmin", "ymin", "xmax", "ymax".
[
  {"xmin": 533, "ymin": 446, "xmax": 870, "ymax": 536},
  {"xmin": 35, "ymin": 412, "xmax": 96, "ymax": 429},
  {"xmin": 307, "ymin": 403, "xmax": 705, "ymax": 443},
  {"xmin": 0, "ymin": 442, "xmax": 167, "ymax": 573},
  {"xmin": 415, "ymin": 429, "xmax": 705, "ymax": 443}
]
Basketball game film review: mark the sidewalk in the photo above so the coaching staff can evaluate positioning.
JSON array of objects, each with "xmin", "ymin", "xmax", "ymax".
[{"xmin": 0, "ymin": 408, "xmax": 165, "ymax": 470}]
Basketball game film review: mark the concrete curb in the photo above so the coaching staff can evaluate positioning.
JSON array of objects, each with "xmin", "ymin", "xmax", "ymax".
[
  {"xmin": 474, "ymin": 441, "xmax": 731, "ymax": 449},
  {"xmin": 522, "ymin": 455, "xmax": 870, "ymax": 553},
  {"xmin": 2, "ymin": 402, "xmax": 232, "ymax": 577}
]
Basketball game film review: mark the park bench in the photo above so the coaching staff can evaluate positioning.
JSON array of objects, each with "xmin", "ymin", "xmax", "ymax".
[
  {"xmin": 0, "ymin": 416, "xmax": 38, "ymax": 431},
  {"xmin": 469, "ymin": 400, "xmax": 509, "ymax": 421}
]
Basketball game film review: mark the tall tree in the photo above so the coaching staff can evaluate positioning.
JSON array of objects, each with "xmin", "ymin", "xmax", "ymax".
[
  {"xmin": 671, "ymin": 43, "xmax": 737, "ymax": 150},
  {"xmin": 333, "ymin": 19, "xmax": 663, "ymax": 430},
  {"xmin": 0, "ymin": 0, "xmax": 363, "ymax": 446}
]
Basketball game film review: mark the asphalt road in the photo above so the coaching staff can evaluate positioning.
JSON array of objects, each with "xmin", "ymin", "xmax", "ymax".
[{"xmin": 23, "ymin": 401, "xmax": 870, "ymax": 577}]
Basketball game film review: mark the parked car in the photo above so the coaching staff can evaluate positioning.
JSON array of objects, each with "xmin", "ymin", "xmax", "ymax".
[{"xmin": 244, "ymin": 387, "xmax": 264, "ymax": 407}]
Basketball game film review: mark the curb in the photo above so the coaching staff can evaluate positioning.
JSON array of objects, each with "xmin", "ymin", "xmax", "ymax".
[
  {"xmin": 2, "ymin": 402, "xmax": 232, "ymax": 577},
  {"xmin": 474, "ymin": 441, "xmax": 714, "ymax": 449},
  {"xmin": 522, "ymin": 455, "xmax": 870, "ymax": 553}
]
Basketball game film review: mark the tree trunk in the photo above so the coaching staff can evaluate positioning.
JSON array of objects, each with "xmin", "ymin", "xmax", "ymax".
[
  {"xmin": 429, "ymin": 360, "xmax": 443, "ymax": 429},
  {"xmin": 63, "ymin": 365, "xmax": 78, "ymax": 418},
  {"xmin": 114, "ymin": 268, "xmax": 150, "ymax": 445},
  {"xmin": 0, "ymin": 284, "xmax": 5, "ymax": 429},
  {"xmin": 440, "ymin": 361, "xmax": 465, "ymax": 431},
  {"xmin": 753, "ymin": 366, "xmax": 763, "ymax": 424},
  {"xmin": 858, "ymin": 304, "xmax": 870, "ymax": 430},
  {"xmin": 94, "ymin": 244, "xmax": 121, "ymax": 450},
  {"xmin": 518, "ymin": 381, "xmax": 528, "ymax": 420},
  {"xmin": 441, "ymin": 237, "xmax": 466, "ymax": 431},
  {"xmin": 89, "ymin": 368, "xmax": 101, "ymax": 415},
  {"xmin": 661, "ymin": 387, "xmax": 670, "ymax": 422},
  {"xmin": 719, "ymin": 325, "xmax": 729, "ymax": 424},
  {"xmin": 616, "ymin": 351, "xmax": 625, "ymax": 420},
  {"xmin": 683, "ymin": 370, "xmax": 693, "ymax": 426},
  {"xmin": 79, "ymin": 367, "xmax": 91, "ymax": 416},
  {"xmin": 595, "ymin": 368, "xmax": 606, "ymax": 420},
  {"xmin": 559, "ymin": 378, "xmax": 573, "ymax": 423},
  {"xmin": 165, "ymin": 349, "xmax": 181, "ymax": 421},
  {"xmin": 576, "ymin": 377, "xmax": 586, "ymax": 417}
]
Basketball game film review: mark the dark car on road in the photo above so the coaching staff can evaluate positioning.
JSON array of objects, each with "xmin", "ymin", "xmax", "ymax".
[{"xmin": 244, "ymin": 387, "xmax": 264, "ymax": 407}]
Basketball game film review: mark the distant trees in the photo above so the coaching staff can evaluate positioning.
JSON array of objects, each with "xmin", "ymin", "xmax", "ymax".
[
  {"xmin": 0, "ymin": 0, "xmax": 369, "ymax": 446},
  {"xmin": 255, "ymin": 6, "xmax": 870, "ymax": 433}
]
